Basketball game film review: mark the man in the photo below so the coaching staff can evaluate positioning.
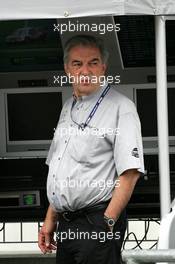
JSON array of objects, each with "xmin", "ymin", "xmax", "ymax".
[{"xmin": 38, "ymin": 35, "xmax": 144, "ymax": 264}]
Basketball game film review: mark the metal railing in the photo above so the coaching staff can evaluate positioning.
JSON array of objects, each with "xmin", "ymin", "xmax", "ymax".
[
  {"xmin": 0, "ymin": 218, "xmax": 159, "ymax": 247},
  {"xmin": 122, "ymin": 249, "xmax": 175, "ymax": 264},
  {"xmin": 0, "ymin": 218, "xmax": 160, "ymax": 249}
]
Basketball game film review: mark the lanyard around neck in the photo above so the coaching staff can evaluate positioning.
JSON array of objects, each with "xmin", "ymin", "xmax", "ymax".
[{"xmin": 71, "ymin": 84, "xmax": 111, "ymax": 130}]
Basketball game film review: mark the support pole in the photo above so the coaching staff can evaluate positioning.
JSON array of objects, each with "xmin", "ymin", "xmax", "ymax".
[{"xmin": 155, "ymin": 16, "xmax": 171, "ymax": 218}]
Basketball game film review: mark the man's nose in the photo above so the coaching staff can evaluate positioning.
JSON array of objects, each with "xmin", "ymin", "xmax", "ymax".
[{"xmin": 80, "ymin": 64, "xmax": 91, "ymax": 75}]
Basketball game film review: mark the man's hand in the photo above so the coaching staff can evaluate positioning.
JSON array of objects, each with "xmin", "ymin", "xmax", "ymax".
[{"xmin": 38, "ymin": 205, "xmax": 58, "ymax": 254}]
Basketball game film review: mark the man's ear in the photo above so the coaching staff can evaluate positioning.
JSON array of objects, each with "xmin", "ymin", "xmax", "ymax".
[
  {"xmin": 102, "ymin": 63, "xmax": 107, "ymax": 74},
  {"xmin": 64, "ymin": 64, "xmax": 69, "ymax": 75}
]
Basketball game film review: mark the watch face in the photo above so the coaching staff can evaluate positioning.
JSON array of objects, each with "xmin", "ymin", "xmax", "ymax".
[{"xmin": 107, "ymin": 218, "xmax": 115, "ymax": 227}]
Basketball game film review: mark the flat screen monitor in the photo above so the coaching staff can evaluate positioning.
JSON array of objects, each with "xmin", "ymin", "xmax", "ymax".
[
  {"xmin": 136, "ymin": 88, "xmax": 175, "ymax": 137},
  {"xmin": 0, "ymin": 19, "xmax": 64, "ymax": 72},
  {"xmin": 134, "ymin": 86, "xmax": 175, "ymax": 151},
  {"xmin": 7, "ymin": 92, "xmax": 62, "ymax": 141},
  {"xmin": 0, "ymin": 88, "xmax": 64, "ymax": 157},
  {"xmin": 115, "ymin": 16, "xmax": 175, "ymax": 68}
]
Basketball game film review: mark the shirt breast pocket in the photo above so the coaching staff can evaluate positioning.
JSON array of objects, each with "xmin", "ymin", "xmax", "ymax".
[{"xmin": 67, "ymin": 127, "xmax": 98, "ymax": 163}]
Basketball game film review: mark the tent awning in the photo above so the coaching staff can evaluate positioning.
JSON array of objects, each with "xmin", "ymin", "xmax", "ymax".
[{"xmin": 1, "ymin": 0, "xmax": 175, "ymax": 20}]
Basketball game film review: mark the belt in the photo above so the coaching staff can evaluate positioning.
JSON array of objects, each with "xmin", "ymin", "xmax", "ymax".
[{"xmin": 60, "ymin": 200, "xmax": 109, "ymax": 222}]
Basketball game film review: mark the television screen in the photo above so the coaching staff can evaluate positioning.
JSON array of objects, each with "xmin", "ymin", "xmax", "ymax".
[
  {"xmin": 116, "ymin": 16, "xmax": 175, "ymax": 68},
  {"xmin": 136, "ymin": 88, "xmax": 175, "ymax": 137},
  {"xmin": 0, "ymin": 19, "xmax": 64, "ymax": 72},
  {"xmin": 7, "ymin": 92, "xmax": 62, "ymax": 141}
]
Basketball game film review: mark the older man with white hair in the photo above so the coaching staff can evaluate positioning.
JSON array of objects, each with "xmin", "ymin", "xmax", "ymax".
[{"xmin": 38, "ymin": 34, "xmax": 144, "ymax": 264}]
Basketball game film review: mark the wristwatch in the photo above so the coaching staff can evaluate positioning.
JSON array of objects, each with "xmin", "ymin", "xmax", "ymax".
[{"xmin": 103, "ymin": 215, "xmax": 117, "ymax": 232}]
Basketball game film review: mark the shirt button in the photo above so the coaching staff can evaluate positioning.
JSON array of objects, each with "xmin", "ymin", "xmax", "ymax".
[
  {"xmin": 65, "ymin": 140, "xmax": 67, "ymax": 143},
  {"xmin": 58, "ymin": 157, "xmax": 61, "ymax": 160},
  {"xmin": 53, "ymin": 192, "xmax": 55, "ymax": 195},
  {"xmin": 53, "ymin": 174, "xmax": 55, "ymax": 178}
]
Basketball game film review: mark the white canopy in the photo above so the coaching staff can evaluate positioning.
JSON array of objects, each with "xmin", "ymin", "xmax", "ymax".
[{"xmin": 0, "ymin": 0, "xmax": 175, "ymax": 20}]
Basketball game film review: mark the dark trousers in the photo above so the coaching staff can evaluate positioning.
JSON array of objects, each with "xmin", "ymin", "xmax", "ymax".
[{"xmin": 56, "ymin": 207, "xmax": 127, "ymax": 264}]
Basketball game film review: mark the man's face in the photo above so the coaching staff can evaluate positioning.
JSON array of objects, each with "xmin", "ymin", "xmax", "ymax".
[{"xmin": 64, "ymin": 45, "xmax": 107, "ymax": 96}]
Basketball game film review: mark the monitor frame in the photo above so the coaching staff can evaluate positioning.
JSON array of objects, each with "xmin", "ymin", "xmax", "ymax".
[
  {"xmin": 133, "ymin": 83, "xmax": 175, "ymax": 154},
  {"xmin": 0, "ymin": 86, "xmax": 71, "ymax": 158}
]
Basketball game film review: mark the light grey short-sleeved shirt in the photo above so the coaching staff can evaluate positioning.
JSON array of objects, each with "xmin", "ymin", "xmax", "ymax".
[{"xmin": 46, "ymin": 83, "xmax": 145, "ymax": 212}]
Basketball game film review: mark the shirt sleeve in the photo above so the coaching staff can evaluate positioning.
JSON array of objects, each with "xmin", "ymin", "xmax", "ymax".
[
  {"xmin": 113, "ymin": 110, "xmax": 145, "ymax": 176},
  {"xmin": 45, "ymin": 139, "xmax": 56, "ymax": 166}
]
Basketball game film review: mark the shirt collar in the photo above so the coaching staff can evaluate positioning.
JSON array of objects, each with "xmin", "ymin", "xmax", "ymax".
[{"xmin": 72, "ymin": 81, "xmax": 108, "ymax": 103}]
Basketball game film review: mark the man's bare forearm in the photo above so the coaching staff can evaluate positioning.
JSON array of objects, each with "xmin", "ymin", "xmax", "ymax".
[
  {"xmin": 104, "ymin": 169, "xmax": 140, "ymax": 219},
  {"xmin": 45, "ymin": 205, "xmax": 58, "ymax": 224},
  {"xmin": 38, "ymin": 205, "xmax": 58, "ymax": 254}
]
